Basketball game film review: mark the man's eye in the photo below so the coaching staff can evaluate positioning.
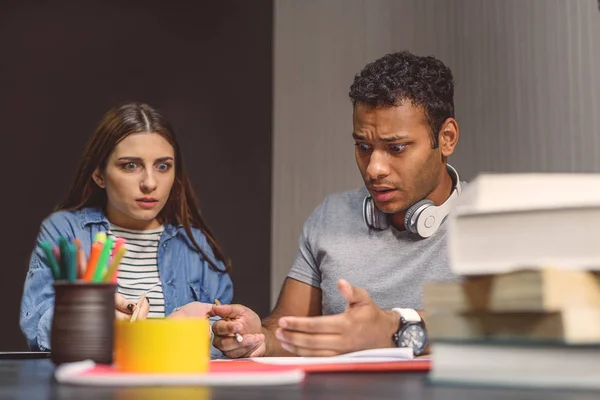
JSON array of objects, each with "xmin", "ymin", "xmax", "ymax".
[
  {"xmin": 390, "ymin": 144, "xmax": 407, "ymax": 153},
  {"xmin": 355, "ymin": 143, "xmax": 371, "ymax": 152}
]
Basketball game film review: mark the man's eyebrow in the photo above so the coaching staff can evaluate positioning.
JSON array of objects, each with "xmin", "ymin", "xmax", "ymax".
[
  {"xmin": 352, "ymin": 133, "xmax": 410, "ymax": 142},
  {"xmin": 380, "ymin": 134, "xmax": 409, "ymax": 143}
]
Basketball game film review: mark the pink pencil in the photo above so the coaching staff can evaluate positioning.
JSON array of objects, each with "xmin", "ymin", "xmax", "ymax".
[
  {"xmin": 111, "ymin": 237, "xmax": 126, "ymax": 259},
  {"xmin": 53, "ymin": 247, "xmax": 61, "ymax": 263}
]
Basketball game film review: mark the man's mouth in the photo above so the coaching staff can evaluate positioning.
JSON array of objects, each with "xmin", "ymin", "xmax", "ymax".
[
  {"xmin": 371, "ymin": 186, "xmax": 395, "ymax": 193},
  {"xmin": 370, "ymin": 186, "xmax": 398, "ymax": 202}
]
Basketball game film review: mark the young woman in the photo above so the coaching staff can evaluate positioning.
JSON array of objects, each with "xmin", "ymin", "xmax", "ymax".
[{"xmin": 20, "ymin": 103, "xmax": 233, "ymax": 354}]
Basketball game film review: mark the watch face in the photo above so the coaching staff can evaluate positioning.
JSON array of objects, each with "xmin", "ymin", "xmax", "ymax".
[{"xmin": 399, "ymin": 324, "xmax": 427, "ymax": 353}]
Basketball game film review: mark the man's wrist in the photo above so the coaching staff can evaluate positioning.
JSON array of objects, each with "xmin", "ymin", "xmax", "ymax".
[
  {"xmin": 383, "ymin": 310, "xmax": 401, "ymax": 347},
  {"xmin": 261, "ymin": 324, "xmax": 276, "ymax": 356}
]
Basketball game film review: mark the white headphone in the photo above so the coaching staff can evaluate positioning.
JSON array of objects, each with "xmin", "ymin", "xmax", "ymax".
[{"xmin": 362, "ymin": 164, "xmax": 461, "ymax": 238}]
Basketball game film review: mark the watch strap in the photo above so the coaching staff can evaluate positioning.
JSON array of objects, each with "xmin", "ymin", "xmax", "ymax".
[{"xmin": 392, "ymin": 308, "xmax": 421, "ymax": 323}]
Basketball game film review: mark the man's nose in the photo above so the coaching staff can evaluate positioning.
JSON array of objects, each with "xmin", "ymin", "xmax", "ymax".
[{"xmin": 366, "ymin": 150, "xmax": 390, "ymax": 181}]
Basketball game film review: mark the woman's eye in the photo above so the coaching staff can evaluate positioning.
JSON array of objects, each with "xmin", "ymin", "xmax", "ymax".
[
  {"xmin": 122, "ymin": 162, "xmax": 138, "ymax": 171},
  {"xmin": 157, "ymin": 163, "xmax": 172, "ymax": 172}
]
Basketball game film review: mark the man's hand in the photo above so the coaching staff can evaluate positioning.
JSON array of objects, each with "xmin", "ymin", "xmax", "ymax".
[
  {"xmin": 210, "ymin": 304, "xmax": 266, "ymax": 358},
  {"xmin": 274, "ymin": 279, "xmax": 399, "ymax": 356},
  {"xmin": 168, "ymin": 302, "xmax": 213, "ymax": 319}
]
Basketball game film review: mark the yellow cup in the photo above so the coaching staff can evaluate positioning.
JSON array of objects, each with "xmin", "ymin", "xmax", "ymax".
[{"xmin": 114, "ymin": 318, "xmax": 210, "ymax": 373}]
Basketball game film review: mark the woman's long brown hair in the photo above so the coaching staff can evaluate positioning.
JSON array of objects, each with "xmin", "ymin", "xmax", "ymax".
[{"xmin": 57, "ymin": 103, "xmax": 230, "ymax": 273}]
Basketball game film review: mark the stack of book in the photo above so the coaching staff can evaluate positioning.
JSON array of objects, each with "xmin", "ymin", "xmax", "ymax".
[{"xmin": 426, "ymin": 173, "xmax": 600, "ymax": 389}]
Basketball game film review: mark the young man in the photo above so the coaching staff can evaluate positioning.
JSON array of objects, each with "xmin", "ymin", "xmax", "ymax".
[{"xmin": 211, "ymin": 51, "xmax": 461, "ymax": 358}]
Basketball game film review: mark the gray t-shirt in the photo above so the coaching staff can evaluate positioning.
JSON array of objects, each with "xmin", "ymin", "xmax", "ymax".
[{"xmin": 288, "ymin": 187, "xmax": 457, "ymax": 315}]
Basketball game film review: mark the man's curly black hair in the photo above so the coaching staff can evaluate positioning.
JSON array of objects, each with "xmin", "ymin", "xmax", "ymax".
[{"xmin": 349, "ymin": 51, "xmax": 454, "ymax": 149}]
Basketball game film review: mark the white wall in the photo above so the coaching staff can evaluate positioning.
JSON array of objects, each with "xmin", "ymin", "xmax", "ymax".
[{"xmin": 272, "ymin": 0, "xmax": 600, "ymax": 305}]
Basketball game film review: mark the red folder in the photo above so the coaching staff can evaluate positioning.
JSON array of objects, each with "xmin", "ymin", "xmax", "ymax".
[{"xmin": 223, "ymin": 358, "xmax": 431, "ymax": 373}]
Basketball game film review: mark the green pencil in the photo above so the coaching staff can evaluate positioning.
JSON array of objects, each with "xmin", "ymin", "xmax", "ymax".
[
  {"xmin": 39, "ymin": 241, "xmax": 61, "ymax": 279},
  {"xmin": 58, "ymin": 237, "xmax": 70, "ymax": 280},
  {"xmin": 92, "ymin": 236, "xmax": 114, "ymax": 282},
  {"xmin": 66, "ymin": 242, "xmax": 77, "ymax": 282}
]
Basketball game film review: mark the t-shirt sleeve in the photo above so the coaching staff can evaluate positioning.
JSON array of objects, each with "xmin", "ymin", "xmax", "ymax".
[{"xmin": 287, "ymin": 200, "xmax": 326, "ymax": 288}]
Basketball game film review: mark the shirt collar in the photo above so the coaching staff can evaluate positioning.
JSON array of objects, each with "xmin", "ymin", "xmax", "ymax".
[
  {"xmin": 80, "ymin": 207, "xmax": 180, "ymax": 239},
  {"xmin": 80, "ymin": 207, "xmax": 108, "ymax": 228}
]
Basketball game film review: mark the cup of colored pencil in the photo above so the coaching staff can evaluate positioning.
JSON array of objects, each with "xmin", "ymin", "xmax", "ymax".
[
  {"xmin": 46, "ymin": 232, "xmax": 127, "ymax": 365},
  {"xmin": 40, "ymin": 232, "xmax": 127, "ymax": 283}
]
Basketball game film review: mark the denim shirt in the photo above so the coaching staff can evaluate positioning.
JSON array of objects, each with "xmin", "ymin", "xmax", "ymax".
[{"xmin": 20, "ymin": 207, "xmax": 233, "ymax": 358}]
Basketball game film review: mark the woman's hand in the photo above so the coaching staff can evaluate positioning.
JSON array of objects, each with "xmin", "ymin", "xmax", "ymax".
[{"xmin": 114, "ymin": 293, "xmax": 149, "ymax": 321}]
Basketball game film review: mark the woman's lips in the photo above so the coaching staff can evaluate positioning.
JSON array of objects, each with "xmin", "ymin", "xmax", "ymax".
[{"xmin": 135, "ymin": 199, "xmax": 159, "ymax": 209}]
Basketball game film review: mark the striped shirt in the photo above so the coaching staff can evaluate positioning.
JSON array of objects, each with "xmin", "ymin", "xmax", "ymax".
[{"xmin": 109, "ymin": 224, "xmax": 165, "ymax": 318}]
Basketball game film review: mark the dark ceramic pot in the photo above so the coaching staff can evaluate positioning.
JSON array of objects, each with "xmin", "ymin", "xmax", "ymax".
[{"xmin": 51, "ymin": 282, "xmax": 115, "ymax": 365}]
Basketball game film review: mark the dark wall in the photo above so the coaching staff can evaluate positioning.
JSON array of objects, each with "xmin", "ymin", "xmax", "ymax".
[{"xmin": 0, "ymin": 0, "xmax": 273, "ymax": 350}]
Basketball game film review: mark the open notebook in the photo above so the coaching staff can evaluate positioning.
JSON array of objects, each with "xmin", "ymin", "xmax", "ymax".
[{"xmin": 250, "ymin": 347, "xmax": 415, "ymax": 364}]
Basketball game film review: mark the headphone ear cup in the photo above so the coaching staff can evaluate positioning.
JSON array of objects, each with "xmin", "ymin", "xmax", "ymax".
[
  {"xmin": 363, "ymin": 196, "xmax": 390, "ymax": 230},
  {"xmin": 404, "ymin": 199, "xmax": 435, "ymax": 235},
  {"xmin": 363, "ymin": 196, "xmax": 374, "ymax": 228},
  {"xmin": 372, "ymin": 207, "xmax": 389, "ymax": 230}
]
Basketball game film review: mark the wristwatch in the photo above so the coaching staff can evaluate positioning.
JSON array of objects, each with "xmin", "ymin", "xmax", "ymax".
[{"xmin": 391, "ymin": 308, "xmax": 428, "ymax": 356}]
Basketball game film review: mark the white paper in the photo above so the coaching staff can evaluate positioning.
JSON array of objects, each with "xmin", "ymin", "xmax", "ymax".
[{"xmin": 250, "ymin": 347, "xmax": 414, "ymax": 365}]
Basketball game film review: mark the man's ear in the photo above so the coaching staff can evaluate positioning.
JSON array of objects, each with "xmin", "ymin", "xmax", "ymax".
[
  {"xmin": 92, "ymin": 168, "xmax": 106, "ymax": 189},
  {"xmin": 438, "ymin": 117, "xmax": 459, "ymax": 157}
]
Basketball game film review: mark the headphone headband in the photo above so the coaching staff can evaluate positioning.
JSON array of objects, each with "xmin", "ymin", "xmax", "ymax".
[{"xmin": 432, "ymin": 164, "xmax": 461, "ymax": 223}]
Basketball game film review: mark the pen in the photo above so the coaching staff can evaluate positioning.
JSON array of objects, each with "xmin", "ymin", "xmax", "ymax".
[
  {"xmin": 130, "ymin": 282, "xmax": 160, "ymax": 322},
  {"xmin": 129, "ymin": 292, "xmax": 147, "ymax": 322},
  {"xmin": 215, "ymin": 299, "xmax": 243, "ymax": 343}
]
